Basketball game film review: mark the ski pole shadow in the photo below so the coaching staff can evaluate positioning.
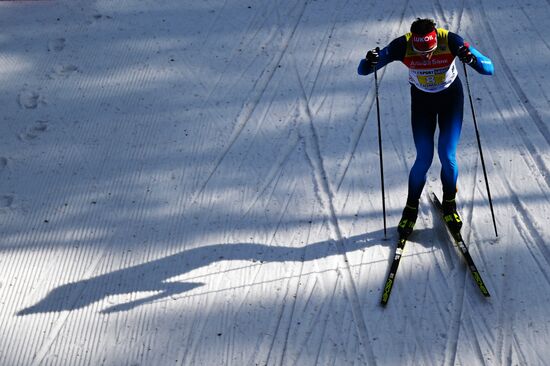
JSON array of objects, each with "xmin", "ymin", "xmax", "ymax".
[{"xmin": 17, "ymin": 232, "xmax": 387, "ymax": 315}]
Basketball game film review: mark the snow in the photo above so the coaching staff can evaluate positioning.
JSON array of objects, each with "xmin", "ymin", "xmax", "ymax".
[{"xmin": 1, "ymin": 0, "xmax": 549, "ymax": 365}]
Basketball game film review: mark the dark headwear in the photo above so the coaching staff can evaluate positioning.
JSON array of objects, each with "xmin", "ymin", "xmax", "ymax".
[{"xmin": 410, "ymin": 18, "xmax": 437, "ymax": 53}]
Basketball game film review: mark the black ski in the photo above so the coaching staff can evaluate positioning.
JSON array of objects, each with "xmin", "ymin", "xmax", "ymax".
[
  {"xmin": 429, "ymin": 192, "xmax": 490, "ymax": 297},
  {"xmin": 381, "ymin": 236, "xmax": 408, "ymax": 306}
]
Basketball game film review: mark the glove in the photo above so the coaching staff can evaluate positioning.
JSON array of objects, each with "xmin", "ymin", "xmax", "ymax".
[
  {"xmin": 457, "ymin": 45, "xmax": 476, "ymax": 65},
  {"xmin": 365, "ymin": 47, "xmax": 380, "ymax": 66}
]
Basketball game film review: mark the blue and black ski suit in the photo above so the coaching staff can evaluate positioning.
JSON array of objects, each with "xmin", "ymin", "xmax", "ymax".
[{"xmin": 358, "ymin": 28, "xmax": 494, "ymax": 202}]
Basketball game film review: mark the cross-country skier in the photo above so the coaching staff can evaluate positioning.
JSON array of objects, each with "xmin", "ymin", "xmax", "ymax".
[{"xmin": 358, "ymin": 18, "xmax": 494, "ymax": 237}]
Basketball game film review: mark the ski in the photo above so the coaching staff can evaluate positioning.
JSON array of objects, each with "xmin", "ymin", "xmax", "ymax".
[
  {"xmin": 429, "ymin": 192, "xmax": 490, "ymax": 297},
  {"xmin": 380, "ymin": 236, "xmax": 408, "ymax": 306}
]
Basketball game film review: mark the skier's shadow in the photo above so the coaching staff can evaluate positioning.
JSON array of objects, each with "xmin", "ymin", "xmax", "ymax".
[{"xmin": 18, "ymin": 230, "xmax": 398, "ymax": 315}]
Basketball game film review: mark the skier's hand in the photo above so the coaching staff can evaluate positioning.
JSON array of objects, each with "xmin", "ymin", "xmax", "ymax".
[
  {"xmin": 365, "ymin": 47, "xmax": 380, "ymax": 66},
  {"xmin": 457, "ymin": 45, "xmax": 476, "ymax": 65}
]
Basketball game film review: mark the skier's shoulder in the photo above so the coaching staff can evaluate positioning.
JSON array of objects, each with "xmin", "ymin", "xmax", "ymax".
[
  {"xmin": 389, "ymin": 34, "xmax": 407, "ymax": 49},
  {"xmin": 385, "ymin": 35, "xmax": 407, "ymax": 60},
  {"xmin": 445, "ymin": 30, "xmax": 465, "ymax": 53}
]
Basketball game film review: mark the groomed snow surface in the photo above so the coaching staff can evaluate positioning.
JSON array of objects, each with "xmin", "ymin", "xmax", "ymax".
[{"xmin": 1, "ymin": 0, "xmax": 550, "ymax": 365}]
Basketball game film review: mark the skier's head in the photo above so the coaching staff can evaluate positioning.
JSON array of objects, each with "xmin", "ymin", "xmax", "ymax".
[{"xmin": 410, "ymin": 18, "xmax": 437, "ymax": 54}]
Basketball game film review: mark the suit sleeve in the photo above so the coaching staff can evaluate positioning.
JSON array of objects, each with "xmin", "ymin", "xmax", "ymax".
[
  {"xmin": 448, "ymin": 32, "xmax": 494, "ymax": 75},
  {"xmin": 358, "ymin": 36, "xmax": 406, "ymax": 76}
]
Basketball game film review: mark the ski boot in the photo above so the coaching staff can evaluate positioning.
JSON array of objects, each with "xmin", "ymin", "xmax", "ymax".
[
  {"xmin": 397, "ymin": 202, "xmax": 418, "ymax": 238},
  {"xmin": 442, "ymin": 196, "xmax": 463, "ymax": 233}
]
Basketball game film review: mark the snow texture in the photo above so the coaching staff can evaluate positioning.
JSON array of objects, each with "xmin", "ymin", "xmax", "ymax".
[{"xmin": 1, "ymin": 0, "xmax": 549, "ymax": 365}]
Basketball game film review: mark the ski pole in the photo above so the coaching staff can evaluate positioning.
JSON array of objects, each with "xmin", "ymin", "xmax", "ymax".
[
  {"xmin": 374, "ymin": 67, "xmax": 387, "ymax": 238},
  {"xmin": 463, "ymin": 62, "xmax": 498, "ymax": 237}
]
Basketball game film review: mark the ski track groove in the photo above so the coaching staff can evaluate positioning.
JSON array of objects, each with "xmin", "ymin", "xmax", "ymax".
[
  {"xmin": 434, "ymin": 0, "xmax": 464, "ymax": 38},
  {"xmin": 336, "ymin": 0, "xmax": 410, "ymax": 191},
  {"xmin": 515, "ymin": 329, "xmax": 548, "ymax": 366},
  {"xmin": 220, "ymin": 15, "xmax": 279, "ymax": 105},
  {"xmin": 498, "ymin": 163, "xmax": 550, "ymax": 284},
  {"xmin": 230, "ymin": 266, "xmax": 273, "ymax": 328},
  {"xmin": 336, "ymin": 79, "xmax": 377, "ymax": 192},
  {"xmin": 426, "ymin": 272, "xmax": 456, "ymax": 357},
  {"xmin": 289, "ymin": 213, "xmax": 336, "ymax": 366},
  {"xmin": 181, "ymin": 0, "xmax": 264, "ymax": 112},
  {"xmin": 519, "ymin": 5, "xmax": 550, "ymax": 53},
  {"xmin": 9, "ymin": 127, "xmax": 99, "ymax": 310},
  {"xmin": 294, "ymin": 62, "xmax": 375, "ymax": 364},
  {"xmin": 274, "ymin": 212, "xmax": 308, "ymax": 366},
  {"xmin": 419, "ymin": 209, "xmax": 453, "ymax": 306},
  {"xmin": 483, "ymin": 76, "xmax": 550, "ymax": 197},
  {"xmin": 228, "ymin": 180, "xmax": 301, "ymax": 365},
  {"xmin": 176, "ymin": 307, "xmax": 202, "ymax": 366},
  {"xmin": 290, "ymin": 275, "xmax": 333, "ymax": 366},
  {"xmin": 29, "ymin": 248, "xmax": 110, "ymax": 366},
  {"xmin": 494, "ymin": 214, "xmax": 518, "ymax": 366},
  {"xmin": 464, "ymin": 2, "xmax": 550, "ymax": 233},
  {"xmin": 433, "ymin": 0, "xmax": 448, "ymax": 27},
  {"xmin": 442, "ymin": 229, "xmax": 469, "ymax": 366},
  {"xmin": 64, "ymin": 57, "xmax": 165, "ymax": 364},
  {"xmin": 173, "ymin": 260, "xmax": 358, "ymax": 301},
  {"xmin": 269, "ymin": 178, "xmax": 299, "ymax": 247},
  {"xmin": 14, "ymin": 13, "xmax": 174, "ymax": 355},
  {"xmin": 465, "ymin": 310, "xmax": 489, "ymax": 365},
  {"xmin": 314, "ymin": 275, "xmax": 341, "ymax": 366},
  {"xmin": 300, "ymin": 0, "xmax": 350, "ymax": 106},
  {"xmin": 454, "ymin": 214, "xmax": 494, "ymax": 363},
  {"xmin": 419, "ymin": 202, "xmax": 455, "ymax": 292},
  {"xmin": 404, "ymin": 263, "xmax": 438, "ymax": 366},
  {"xmin": 279, "ymin": 256, "xmax": 307, "ymax": 366},
  {"xmin": 328, "ymin": 49, "xmax": 362, "ymax": 188},
  {"xmin": 264, "ymin": 282, "xmax": 292, "ymax": 366},
  {"xmin": 466, "ymin": 149, "xmax": 480, "ymax": 222},
  {"xmin": 199, "ymin": 0, "xmax": 229, "ymax": 49},
  {"xmin": 477, "ymin": 0, "xmax": 550, "ymax": 148},
  {"xmin": 411, "ymin": 283, "xmax": 439, "ymax": 366},
  {"xmin": 15, "ymin": 71, "xmax": 160, "ymax": 362},
  {"xmin": 233, "ymin": 92, "xmax": 293, "ymax": 212},
  {"xmin": 514, "ymin": 215, "xmax": 550, "ymax": 285},
  {"xmin": 190, "ymin": 0, "xmax": 309, "ymax": 206},
  {"xmin": 311, "ymin": 254, "xmax": 352, "ymax": 364},
  {"xmin": 456, "ymin": 0, "xmax": 466, "ymax": 31},
  {"xmin": 300, "ymin": 11, "xmax": 334, "ymax": 98},
  {"xmin": 511, "ymin": 331, "xmax": 530, "ymax": 366},
  {"xmin": 182, "ymin": 294, "xmax": 216, "ymax": 365},
  {"xmin": 289, "ymin": 278, "xmax": 323, "ymax": 366},
  {"xmin": 242, "ymin": 127, "xmax": 300, "ymax": 218}
]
